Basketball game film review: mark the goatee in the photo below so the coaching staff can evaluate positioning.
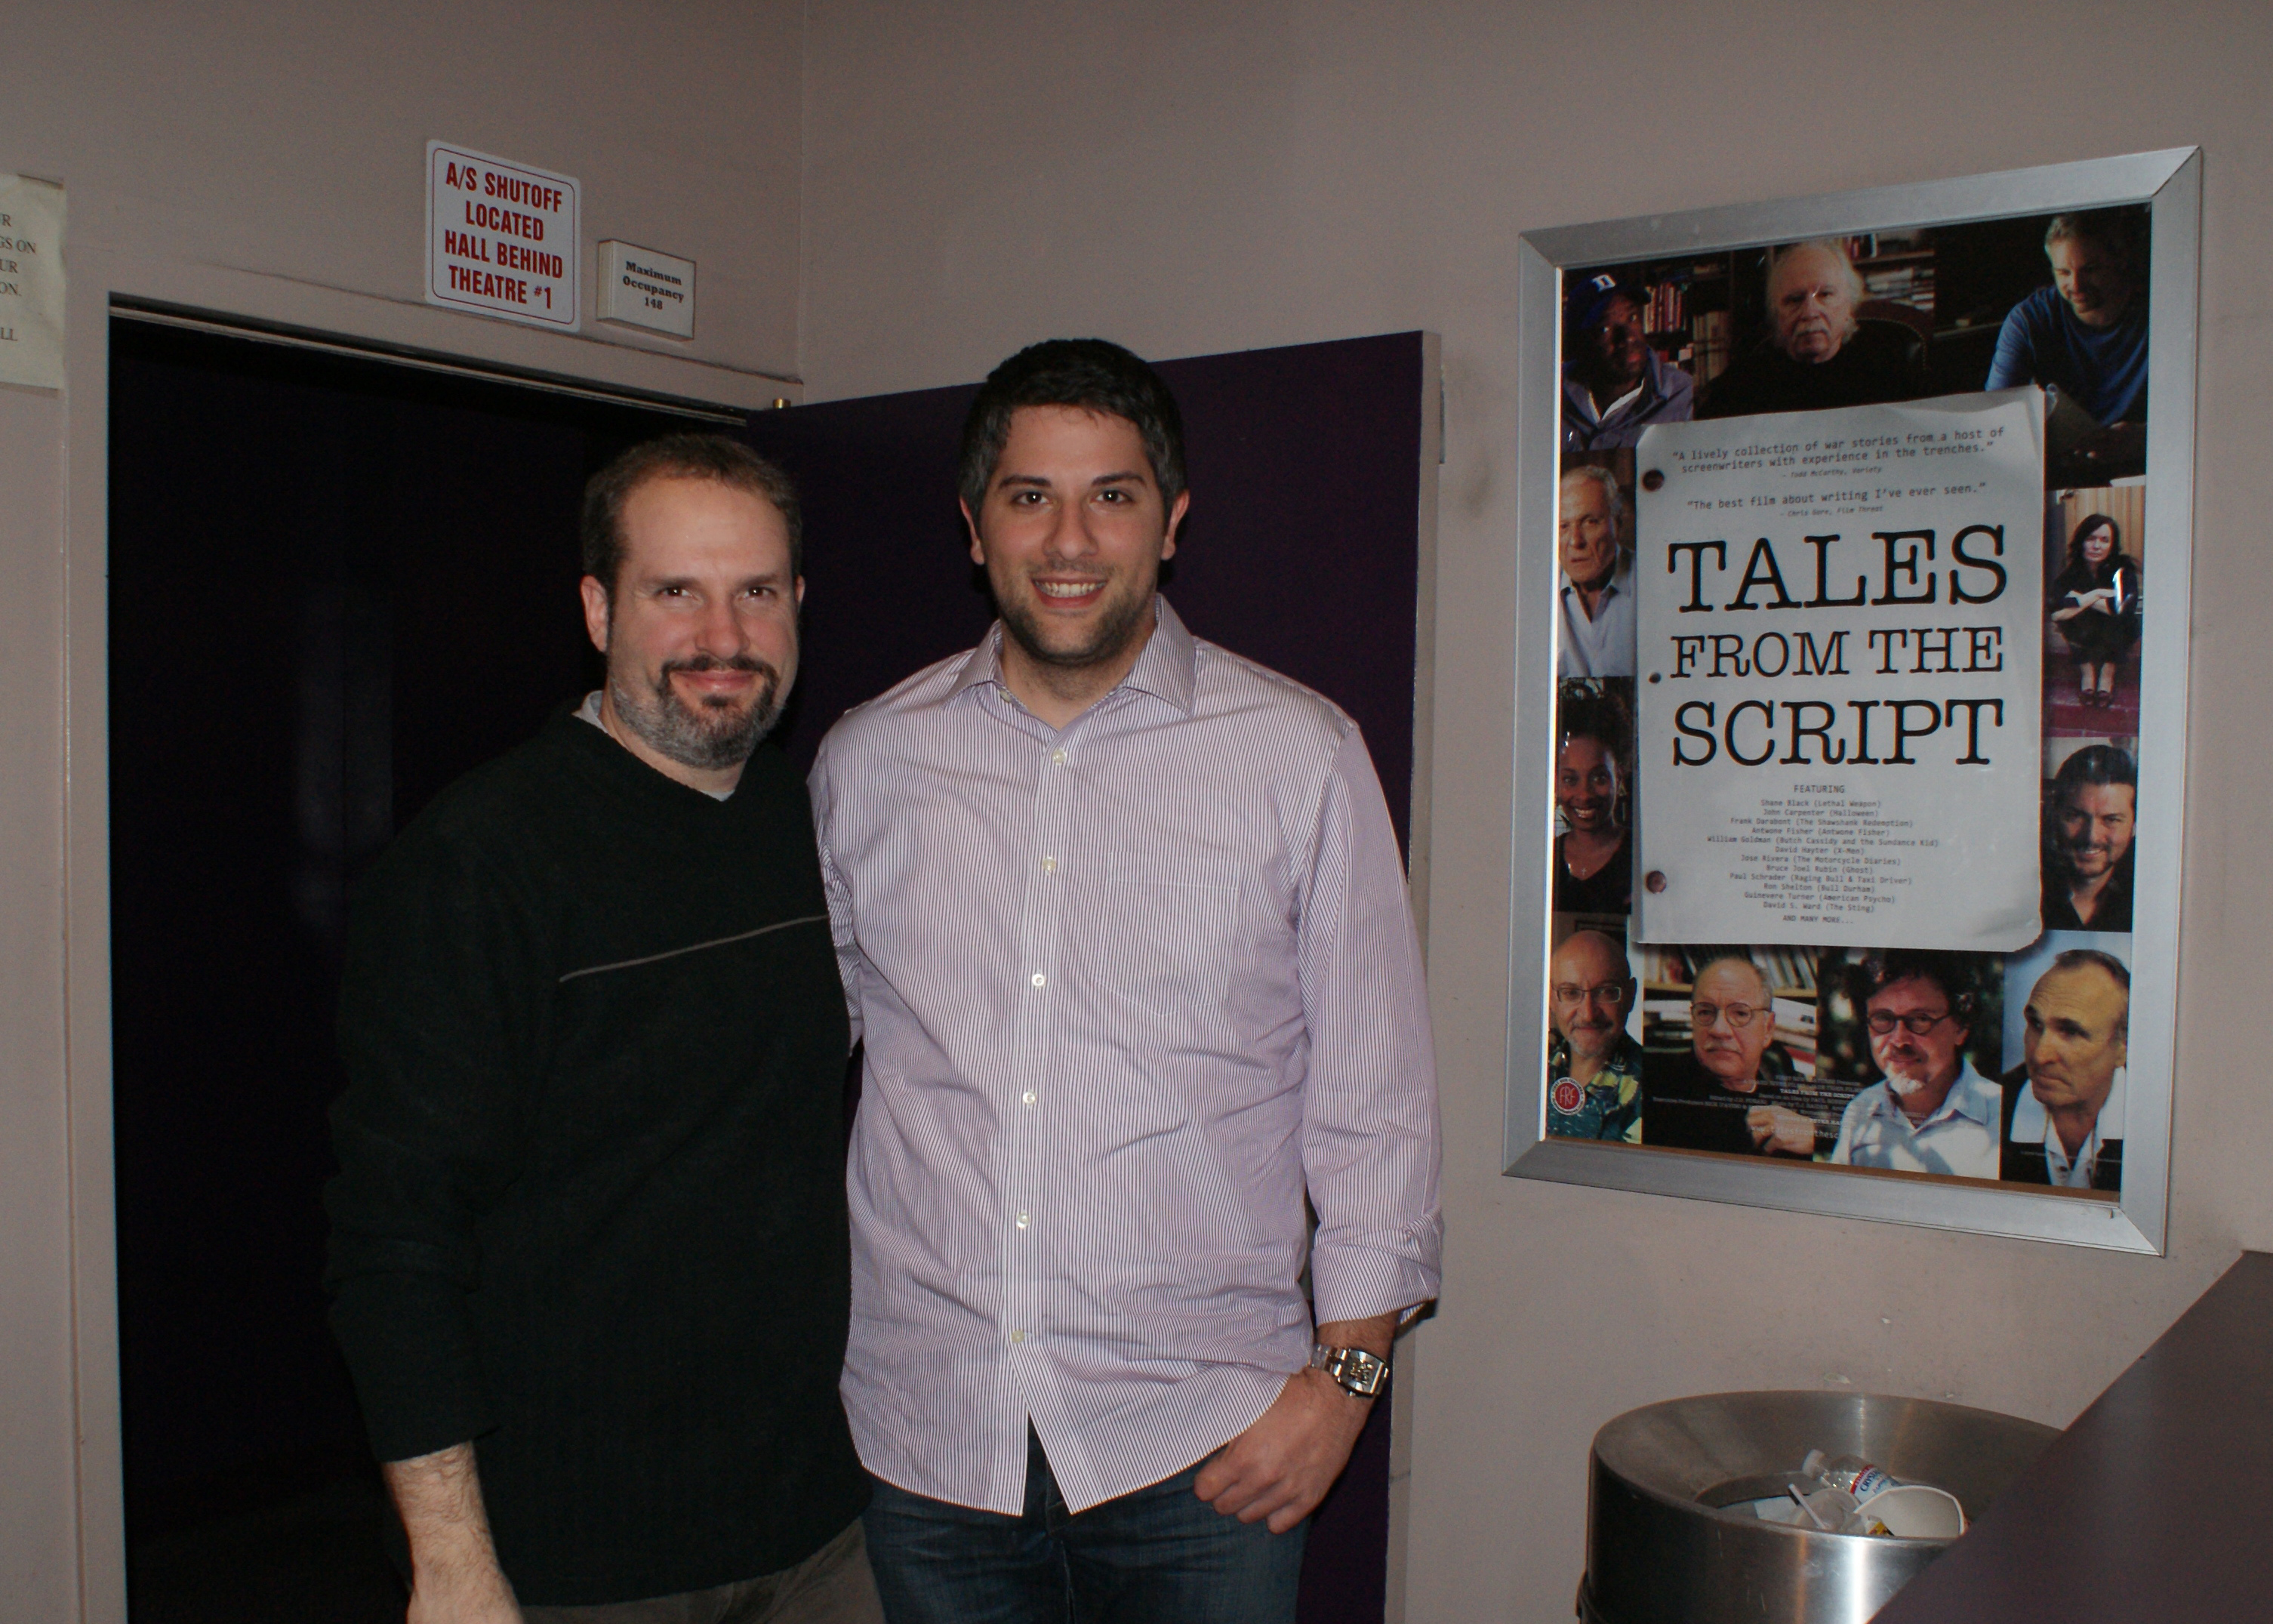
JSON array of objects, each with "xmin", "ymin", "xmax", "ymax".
[
  {"xmin": 999, "ymin": 584, "xmax": 1153, "ymax": 673},
  {"xmin": 610, "ymin": 654, "xmax": 784, "ymax": 772}
]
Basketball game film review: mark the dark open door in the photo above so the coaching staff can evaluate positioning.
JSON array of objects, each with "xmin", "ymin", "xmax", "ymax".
[
  {"xmin": 743, "ymin": 331, "xmax": 1434, "ymax": 1624},
  {"xmin": 106, "ymin": 314, "xmax": 728, "ymax": 1619}
]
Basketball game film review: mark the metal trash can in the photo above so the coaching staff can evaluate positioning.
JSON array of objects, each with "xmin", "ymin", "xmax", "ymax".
[{"xmin": 1578, "ymin": 1391, "xmax": 2058, "ymax": 1623}]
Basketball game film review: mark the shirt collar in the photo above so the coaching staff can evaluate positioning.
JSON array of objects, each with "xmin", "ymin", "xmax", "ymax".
[
  {"xmin": 2009, "ymin": 1066, "xmax": 2127, "ymax": 1144},
  {"xmin": 1560, "ymin": 559, "xmax": 1633, "ymax": 599},
  {"xmin": 1550, "ymin": 1029, "xmax": 1643, "ymax": 1079},
  {"xmin": 944, "ymin": 595, "xmax": 1198, "ymax": 716}
]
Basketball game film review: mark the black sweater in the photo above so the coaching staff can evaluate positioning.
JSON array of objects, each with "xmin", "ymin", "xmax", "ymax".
[{"xmin": 325, "ymin": 707, "xmax": 865, "ymax": 1606}]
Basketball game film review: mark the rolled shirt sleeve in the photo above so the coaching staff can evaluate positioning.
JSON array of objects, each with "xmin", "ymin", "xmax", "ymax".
[{"xmin": 1295, "ymin": 729, "xmax": 1443, "ymax": 1326}]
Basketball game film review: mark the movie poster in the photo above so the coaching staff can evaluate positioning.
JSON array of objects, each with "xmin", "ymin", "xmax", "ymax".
[
  {"xmin": 1546, "ymin": 210, "xmax": 2146, "ymax": 1196},
  {"xmin": 1631, "ymin": 393, "xmax": 2044, "ymax": 951}
]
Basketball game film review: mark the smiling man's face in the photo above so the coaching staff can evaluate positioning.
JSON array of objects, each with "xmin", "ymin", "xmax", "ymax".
[
  {"xmin": 1551, "ymin": 930, "xmax": 1634, "ymax": 1067},
  {"xmin": 2050, "ymin": 236, "xmax": 2134, "ymax": 331},
  {"xmin": 2057, "ymin": 781, "xmax": 2136, "ymax": 883},
  {"xmin": 580, "ymin": 475, "xmax": 801, "ymax": 781},
  {"xmin": 966, "ymin": 405, "xmax": 1187, "ymax": 679}
]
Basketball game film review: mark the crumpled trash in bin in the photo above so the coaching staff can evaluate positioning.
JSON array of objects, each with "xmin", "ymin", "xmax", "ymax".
[
  {"xmin": 1790, "ymin": 1450, "xmax": 1967, "ymax": 1538},
  {"xmin": 1733, "ymin": 1452, "xmax": 1970, "ymax": 1538}
]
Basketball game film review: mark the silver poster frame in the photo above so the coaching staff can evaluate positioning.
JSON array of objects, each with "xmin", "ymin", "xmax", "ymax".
[{"xmin": 1504, "ymin": 149, "xmax": 2200, "ymax": 1253}]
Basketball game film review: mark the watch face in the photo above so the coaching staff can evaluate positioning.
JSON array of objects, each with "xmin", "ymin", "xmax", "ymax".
[{"xmin": 1326, "ymin": 1348, "xmax": 1388, "ymax": 1395}]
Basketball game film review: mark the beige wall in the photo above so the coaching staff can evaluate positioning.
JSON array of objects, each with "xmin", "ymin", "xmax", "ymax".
[
  {"xmin": 0, "ymin": 5, "xmax": 805, "ymax": 1616},
  {"xmin": 3, "ymin": 0, "xmax": 805, "ymax": 375},
  {"xmin": 799, "ymin": 3, "xmax": 2273, "ymax": 1620}
]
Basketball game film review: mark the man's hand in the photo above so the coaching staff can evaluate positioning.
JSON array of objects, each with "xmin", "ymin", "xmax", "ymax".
[
  {"xmin": 1193, "ymin": 1312, "xmax": 1397, "ymax": 1534},
  {"xmin": 1747, "ymin": 1105, "xmax": 1818, "ymax": 1157},
  {"xmin": 1194, "ymin": 1367, "xmax": 1372, "ymax": 1534},
  {"xmin": 383, "ymin": 1443, "xmax": 524, "ymax": 1624}
]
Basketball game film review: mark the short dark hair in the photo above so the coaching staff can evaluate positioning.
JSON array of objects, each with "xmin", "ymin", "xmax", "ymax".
[
  {"xmin": 2053, "ymin": 743, "xmax": 2138, "ymax": 803},
  {"xmin": 958, "ymin": 339, "xmax": 1187, "ymax": 517},
  {"xmin": 581, "ymin": 433, "xmax": 802, "ymax": 597},
  {"xmin": 1862, "ymin": 948, "xmax": 1978, "ymax": 1027}
]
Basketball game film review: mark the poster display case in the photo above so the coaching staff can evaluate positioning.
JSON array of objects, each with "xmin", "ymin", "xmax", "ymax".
[{"xmin": 1504, "ymin": 149, "xmax": 2200, "ymax": 1252}]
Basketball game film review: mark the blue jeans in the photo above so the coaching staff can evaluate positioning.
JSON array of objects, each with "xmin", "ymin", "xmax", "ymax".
[{"xmin": 862, "ymin": 1429, "xmax": 1306, "ymax": 1624}]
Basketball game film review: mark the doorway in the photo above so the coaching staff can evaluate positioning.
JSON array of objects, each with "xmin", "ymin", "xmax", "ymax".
[{"xmin": 106, "ymin": 313, "xmax": 728, "ymax": 1619}]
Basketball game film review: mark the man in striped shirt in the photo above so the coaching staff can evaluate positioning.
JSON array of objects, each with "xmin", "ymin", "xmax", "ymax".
[{"xmin": 809, "ymin": 340, "xmax": 1443, "ymax": 1623}]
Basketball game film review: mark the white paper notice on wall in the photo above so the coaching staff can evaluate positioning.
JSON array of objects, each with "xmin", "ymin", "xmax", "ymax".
[
  {"xmin": 596, "ymin": 241, "xmax": 696, "ymax": 340},
  {"xmin": 427, "ymin": 143, "xmax": 579, "ymax": 331},
  {"xmin": 1631, "ymin": 390, "xmax": 2045, "ymax": 953},
  {"xmin": 0, "ymin": 174, "xmax": 65, "ymax": 390}
]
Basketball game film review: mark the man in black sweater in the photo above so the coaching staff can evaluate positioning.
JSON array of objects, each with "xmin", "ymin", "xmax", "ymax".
[{"xmin": 325, "ymin": 436, "xmax": 878, "ymax": 1622}]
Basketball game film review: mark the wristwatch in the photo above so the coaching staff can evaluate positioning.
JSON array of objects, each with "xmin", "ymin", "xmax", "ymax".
[{"xmin": 1310, "ymin": 1342, "xmax": 1391, "ymax": 1399}]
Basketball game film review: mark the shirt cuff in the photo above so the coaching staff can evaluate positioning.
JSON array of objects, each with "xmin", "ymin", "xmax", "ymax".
[{"xmin": 1311, "ymin": 1240, "xmax": 1442, "ymax": 1330}]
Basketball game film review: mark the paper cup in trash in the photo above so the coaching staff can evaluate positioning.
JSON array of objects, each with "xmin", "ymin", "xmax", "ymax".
[{"xmin": 1853, "ymin": 1484, "xmax": 1966, "ymax": 1539}]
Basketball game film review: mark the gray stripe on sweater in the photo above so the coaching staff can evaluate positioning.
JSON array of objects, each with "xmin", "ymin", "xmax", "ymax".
[{"xmin": 558, "ymin": 913, "xmax": 829, "ymax": 984}]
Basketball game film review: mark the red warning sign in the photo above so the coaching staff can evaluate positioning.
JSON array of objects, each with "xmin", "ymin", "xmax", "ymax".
[{"xmin": 426, "ymin": 143, "xmax": 579, "ymax": 331}]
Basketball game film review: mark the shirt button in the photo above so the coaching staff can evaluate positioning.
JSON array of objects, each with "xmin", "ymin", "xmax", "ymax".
[
  {"xmin": 1016, "ymin": 1210, "xmax": 1030, "ymax": 1229},
  {"xmin": 1022, "ymin": 1090, "xmax": 1037, "ymax": 1106},
  {"xmin": 1051, "ymin": 747, "xmax": 1067, "ymax": 766},
  {"xmin": 1042, "ymin": 855, "xmax": 1057, "ymax": 874},
  {"xmin": 1030, "ymin": 972, "xmax": 1046, "ymax": 988},
  {"xmin": 1010, "ymin": 1329, "xmax": 1026, "ymax": 1344}
]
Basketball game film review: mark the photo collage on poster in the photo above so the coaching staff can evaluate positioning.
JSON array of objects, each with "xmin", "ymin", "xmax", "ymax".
[{"xmin": 1547, "ymin": 205, "xmax": 2146, "ymax": 1194}]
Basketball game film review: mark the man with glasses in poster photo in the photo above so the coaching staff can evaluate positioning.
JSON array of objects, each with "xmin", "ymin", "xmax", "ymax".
[
  {"xmin": 1545, "ymin": 928, "xmax": 1645, "ymax": 1143},
  {"xmin": 1642, "ymin": 954, "xmax": 1823, "ymax": 1159},
  {"xmin": 1829, "ymin": 951, "xmax": 2002, "ymax": 1180}
]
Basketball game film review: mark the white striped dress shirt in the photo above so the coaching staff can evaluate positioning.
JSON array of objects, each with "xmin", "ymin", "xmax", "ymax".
[{"xmin": 809, "ymin": 598, "xmax": 1442, "ymax": 1515}]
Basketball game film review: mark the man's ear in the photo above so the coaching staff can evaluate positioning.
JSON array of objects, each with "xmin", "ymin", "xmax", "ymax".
[
  {"xmin": 794, "ymin": 575, "xmax": 806, "ymax": 612},
  {"xmin": 962, "ymin": 498, "xmax": 987, "ymax": 567},
  {"xmin": 580, "ymin": 575, "xmax": 612, "ymax": 655},
  {"xmin": 1161, "ymin": 490, "xmax": 1191, "ymax": 561}
]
